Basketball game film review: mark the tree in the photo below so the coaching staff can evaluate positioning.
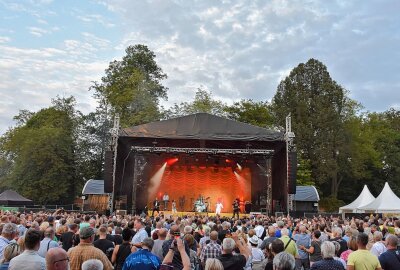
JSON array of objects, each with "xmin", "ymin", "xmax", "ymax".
[
  {"xmin": 92, "ymin": 44, "xmax": 168, "ymax": 128},
  {"xmin": 164, "ymin": 88, "xmax": 226, "ymax": 118},
  {"xmin": 272, "ymin": 59, "xmax": 359, "ymax": 197},
  {"xmin": 224, "ymin": 99, "xmax": 274, "ymax": 128},
  {"xmin": 0, "ymin": 97, "xmax": 80, "ymax": 204}
]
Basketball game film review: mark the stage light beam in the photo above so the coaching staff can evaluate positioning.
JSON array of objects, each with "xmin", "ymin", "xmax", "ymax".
[
  {"xmin": 166, "ymin": 157, "xmax": 179, "ymax": 166},
  {"xmin": 148, "ymin": 162, "xmax": 167, "ymax": 199}
]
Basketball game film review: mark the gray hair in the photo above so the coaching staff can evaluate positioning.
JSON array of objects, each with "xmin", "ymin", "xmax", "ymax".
[
  {"xmin": 82, "ymin": 259, "xmax": 103, "ymax": 270},
  {"xmin": 222, "ymin": 237, "xmax": 236, "ymax": 252},
  {"xmin": 2, "ymin": 223, "xmax": 17, "ymax": 235},
  {"xmin": 272, "ymin": 251, "xmax": 295, "ymax": 270},
  {"xmin": 321, "ymin": 241, "xmax": 336, "ymax": 259},
  {"xmin": 205, "ymin": 258, "xmax": 224, "ymax": 270},
  {"xmin": 184, "ymin": 225, "xmax": 193, "ymax": 234},
  {"xmin": 373, "ymin": 231, "xmax": 383, "ymax": 241},
  {"xmin": 142, "ymin": 237, "xmax": 154, "ymax": 250},
  {"xmin": 280, "ymin": 228, "xmax": 289, "ymax": 236},
  {"xmin": 332, "ymin": 227, "xmax": 342, "ymax": 237}
]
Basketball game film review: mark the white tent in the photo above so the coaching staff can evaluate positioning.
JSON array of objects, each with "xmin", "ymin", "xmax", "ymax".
[
  {"xmin": 358, "ymin": 182, "xmax": 400, "ymax": 213},
  {"xmin": 339, "ymin": 185, "xmax": 375, "ymax": 213}
]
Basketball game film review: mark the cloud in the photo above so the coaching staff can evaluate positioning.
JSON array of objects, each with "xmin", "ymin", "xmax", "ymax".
[
  {"xmin": 75, "ymin": 14, "xmax": 116, "ymax": 28},
  {"xmin": 0, "ymin": 36, "xmax": 11, "ymax": 43},
  {"xmin": 106, "ymin": 0, "xmax": 399, "ymax": 111}
]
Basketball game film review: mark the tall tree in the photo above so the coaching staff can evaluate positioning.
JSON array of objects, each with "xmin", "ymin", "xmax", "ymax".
[
  {"xmin": 224, "ymin": 99, "xmax": 274, "ymax": 128},
  {"xmin": 272, "ymin": 58, "xmax": 358, "ymax": 197},
  {"xmin": 0, "ymin": 96, "xmax": 79, "ymax": 204},
  {"xmin": 92, "ymin": 44, "xmax": 168, "ymax": 128},
  {"xmin": 164, "ymin": 88, "xmax": 226, "ymax": 118}
]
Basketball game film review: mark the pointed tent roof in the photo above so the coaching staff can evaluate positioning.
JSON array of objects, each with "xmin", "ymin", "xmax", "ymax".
[
  {"xmin": 339, "ymin": 185, "xmax": 375, "ymax": 213},
  {"xmin": 120, "ymin": 113, "xmax": 284, "ymax": 141},
  {"xmin": 0, "ymin": 189, "xmax": 33, "ymax": 206},
  {"xmin": 358, "ymin": 182, "xmax": 400, "ymax": 213}
]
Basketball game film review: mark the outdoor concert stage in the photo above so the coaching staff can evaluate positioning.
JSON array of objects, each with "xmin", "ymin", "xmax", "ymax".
[
  {"xmin": 105, "ymin": 113, "xmax": 295, "ymax": 215},
  {"xmin": 151, "ymin": 211, "xmax": 250, "ymax": 219}
]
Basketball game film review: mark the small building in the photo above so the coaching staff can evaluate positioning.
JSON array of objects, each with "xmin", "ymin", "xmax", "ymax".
[
  {"xmin": 82, "ymin": 179, "xmax": 109, "ymax": 213},
  {"xmin": 293, "ymin": 186, "xmax": 319, "ymax": 213},
  {"xmin": 0, "ymin": 190, "xmax": 33, "ymax": 206}
]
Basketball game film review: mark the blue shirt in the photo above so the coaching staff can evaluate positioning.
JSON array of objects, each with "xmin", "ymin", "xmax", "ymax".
[
  {"xmin": 293, "ymin": 233, "xmax": 311, "ymax": 259},
  {"xmin": 131, "ymin": 228, "xmax": 148, "ymax": 245},
  {"xmin": 378, "ymin": 249, "xmax": 400, "ymax": 270},
  {"xmin": 0, "ymin": 236, "xmax": 10, "ymax": 260},
  {"xmin": 123, "ymin": 249, "xmax": 161, "ymax": 270}
]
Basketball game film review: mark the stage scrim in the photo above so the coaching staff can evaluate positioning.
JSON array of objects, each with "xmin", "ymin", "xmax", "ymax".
[{"xmin": 148, "ymin": 166, "xmax": 251, "ymax": 213}]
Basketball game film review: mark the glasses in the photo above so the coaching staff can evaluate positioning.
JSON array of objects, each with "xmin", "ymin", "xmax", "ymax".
[{"xmin": 54, "ymin": 257, "xmax": 69, "ymax": 263}]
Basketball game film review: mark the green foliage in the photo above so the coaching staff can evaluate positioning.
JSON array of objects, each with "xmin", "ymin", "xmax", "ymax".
[
  {"xmin": 272, "ymin": 58, "xmax": 360, "ymax": 197},
  {"xmin": 0, "ymin": 97, "xmax": 79, "ymax": 204},
  {"xmin": 224, "ymin": 99, "xmax": 274, "ymax": 128},
  {"xmin": 92, "ymin": 44, "xmax": 167, "ymax": 127},
  {"xmin": 164, "ymin": 88, "xmax": 226, "ymax": 118},
  {"xmin": 319, "ymin": 196, "xmax": 345, "ymax": 213}
]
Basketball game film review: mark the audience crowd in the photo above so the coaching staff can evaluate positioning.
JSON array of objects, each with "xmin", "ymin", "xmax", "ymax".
[{"xmin": 0, "ymin": 209, "xmax": 399, "ymax": 270}]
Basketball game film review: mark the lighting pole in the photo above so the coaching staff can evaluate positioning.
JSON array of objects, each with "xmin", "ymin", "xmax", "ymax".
[{"xmin": 285, "ymin": 114, "xmax": 295, "ymax": 215}]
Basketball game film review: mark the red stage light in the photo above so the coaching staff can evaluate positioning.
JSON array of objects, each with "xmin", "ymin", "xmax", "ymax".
[
  {"xmin": 166, "ymin": 158, "xmax": 179, "ymax": 166},
  {"xmin": 225, "ymin": 159, "xmax": 232, "ymax": 163}
]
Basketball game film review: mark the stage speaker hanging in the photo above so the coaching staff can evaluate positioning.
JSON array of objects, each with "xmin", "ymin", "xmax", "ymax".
[
  {"xmin": 104, "ymin": 150, "xmax": 114, "ymax": 193},
  {"xmin": 288, "ymin": 151, "xmax": 297, "ymax": 194}
]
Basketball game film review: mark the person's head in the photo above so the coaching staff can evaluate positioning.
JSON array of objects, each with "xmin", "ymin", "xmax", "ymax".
[
  {"xmin": 184, "ymin": 225, "xmax": 193, "ymax": 235},
  {"xmin": 98, "ymin": 226, "xmax": 107, "ymax": 238},
  {"xmin": 321, "ymin": 241, "xmax": 336, "ymax": 259},
  {"xmin": 44, "ymin": 227, "xmax": 55, "ymax": 239},
  {"xmin": 385, "ymin": 234, "xmax": 398, "ymax": 249},
  {"xmin": 210, "ymin": 231, "xmax": 218, "ymax": 241},
  {"xmin": 268, "ymin": 226, "xmax": 276, "ymax": 237},
  {"xmin": 299, "ymin": 225, "xmax": 307, "ymax": 234},
  {"xmin": 121, "ymin": 228, "xmax": 132, "ymax": 242},
  {"xmin": 357, "ymin": 232, "xmax": 369, "ymax": 248},
  {"xmin": 313, "ymin": 230, "xmax": 321, "ymax": 240},
  {"xmin": 141, "ymin": 238, "xmax": 154, "ymax": 250},
  {"xmin": 222, "ymin": 237, "xmax": 236, "ymax": 254},
  {"xmin": 347, "ymin": 236, "xmax": 358, "ymax": 251},
  {"xmin": 68, "ymin": 223, "xmax": 78, "ymax": 232},
  {"xmin": 1, "ymin": 243, "xmax": 20, "ymax": 263},
  {"xmin": 82, "ymin": 259, "xmax": 103, "ymax": 270},
  {"xmin": 271, "ymin": 239, "xmax": 285, "ymax": 255},
  {"xmin": 79, "ymin": 227, "xmax": 95, "ymax": 243},
  {"xmin": 280, "ymin": 228, "xmax": 289, "ymax": 236},
  {"xmin": 183, "ymin": 234, "xmax": 195, "ymax": 247},
  {"xmin": 277, "ymin": 221, "xmax": 284, "ymax": 229},
  {"xmin": 272, "ymin": 251, "xmax": 295, "ymax": 270},
  {"xmin": 332, "ymin": 227, "xmax": 342, "ymax": 238},
  {"xmin": 373, "ymin": 231, "xmax": 383, "ymax": 242},
  {"xmin": 134, "ymin": 219, "xmax": 144, "ymax": 231},
  {"xmin": 25, "ymin": 229, "xmax": 42, "ymax": 251},
  {"xmin": 157, "ymin": 228, "xmax": 167, "ymax": 240},
  {"xmin": 205, "ymin": 258, "xmax": 224, "ymax": 270},
  {"xmin": 249, "ymin": 235, "xmax": 259, "ymax": 247},
  {"xmin": 1, "ymin": 223, "xmax": 18, "ymax": 240},
  {"xmin": 46, "ymin": 247, "xmax": 69, "ymax": 270}
]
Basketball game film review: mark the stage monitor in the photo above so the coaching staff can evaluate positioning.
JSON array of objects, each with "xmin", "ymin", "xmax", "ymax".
[{"xmin": 104, "ymin": 150, "xmax": 114, "ymax": 193}]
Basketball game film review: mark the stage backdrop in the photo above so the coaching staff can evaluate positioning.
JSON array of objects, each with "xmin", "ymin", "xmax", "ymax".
[{"xmin": 148, "ymin": 166, "xmax": 251, "ymax": 213}]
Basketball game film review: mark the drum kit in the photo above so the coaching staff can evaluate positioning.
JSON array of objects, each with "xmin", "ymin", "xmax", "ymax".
[{"xmin": 194, "ymin": 197, "xmax": 210, "ymax": 212}]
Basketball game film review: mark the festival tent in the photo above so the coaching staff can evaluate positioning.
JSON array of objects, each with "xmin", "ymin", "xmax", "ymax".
[
  {"xmin": 358, "ymin": 182, "xmax": 400, "ymax": 213},
  {"xmin": 339, "ymin": 185, "xmax": 375, "ymax": 214},
  {"xmin": 0, "ymin": 189, "xmax": 33, "ymax": 206}
]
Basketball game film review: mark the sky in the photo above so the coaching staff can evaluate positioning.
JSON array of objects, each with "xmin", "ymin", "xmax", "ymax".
[{"xmin": 0, "ymin": 0, "xmax": 399, "ymax": 135}]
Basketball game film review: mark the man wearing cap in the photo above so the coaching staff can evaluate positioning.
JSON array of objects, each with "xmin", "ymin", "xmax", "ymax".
[
  {"xmin": 123, "ymin": 237, "xmax": 161, "ymax": 270},
  {"xmin": 67, "ymin": 227, "xmax": 113, "ymax": 270},
  {"xmin": 249, "ymin": 235, "xmax": 264, "ymax": 263}
]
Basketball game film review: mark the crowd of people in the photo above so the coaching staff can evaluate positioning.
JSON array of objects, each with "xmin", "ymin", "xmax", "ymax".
[{"xmin": 0, "ymin": 209, "xmax": 399, "ymax": 270}]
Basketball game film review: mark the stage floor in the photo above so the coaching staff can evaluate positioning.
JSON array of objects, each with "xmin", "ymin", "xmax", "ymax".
[{"xmin": 151, "ymin": 210, "xmax": 249, "ymax": 218}]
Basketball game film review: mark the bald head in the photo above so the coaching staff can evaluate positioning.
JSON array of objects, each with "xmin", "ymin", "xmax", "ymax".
[
  {"xmin": 158, "ymin": 228, "xmax": 168, "ymax": 239},
  {"xmin": 210, "ymin": 231, "xmax": 218, "ymax": 241},
  {"xmin": 46, "ymin": 248, "xmax": 69, "ymax": 270},
  {"xmin": 44, "ymin": 227, "xmax": 55, "ymax": 239}
]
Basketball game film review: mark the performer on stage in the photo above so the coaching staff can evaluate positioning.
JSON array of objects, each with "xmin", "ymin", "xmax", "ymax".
[
  {"xmin": 162, "ymin": 193, "xmax": 169, "ymax": 210},
  {"xmin": 152, "ymin": 197, "xmax": 160, "ymax": 217},
  {"xmin": 232, "ymin": 198, "xmax": 240, "ymax": 219},
  {"xmin": 215, "ymin": 201, "xmax": 223, "ymax": 215},
  {"xmin": 171, "ymin": 199, "xmax": 177, "ymax": 214}
]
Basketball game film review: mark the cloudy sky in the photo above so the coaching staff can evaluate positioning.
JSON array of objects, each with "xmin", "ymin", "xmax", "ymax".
[{"xmin": 0, "ymin": 0, "xmax": 399, "ymax": 134}]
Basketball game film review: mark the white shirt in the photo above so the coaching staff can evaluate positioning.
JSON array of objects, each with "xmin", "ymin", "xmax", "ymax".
[
  {"xmin": 9, "ymin": 250, "xmax": 46, "ymax": 270},
  {"xmin": 131, "ymin": 228, "xmax": 148, "ymax": 245},
  {"xmin": 254, "ymin": 225, "xmax": 265, "ymax": 238},
  {"xmin": 370, "ymin": 241, "xmax": 387, "ymax": 257}
]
